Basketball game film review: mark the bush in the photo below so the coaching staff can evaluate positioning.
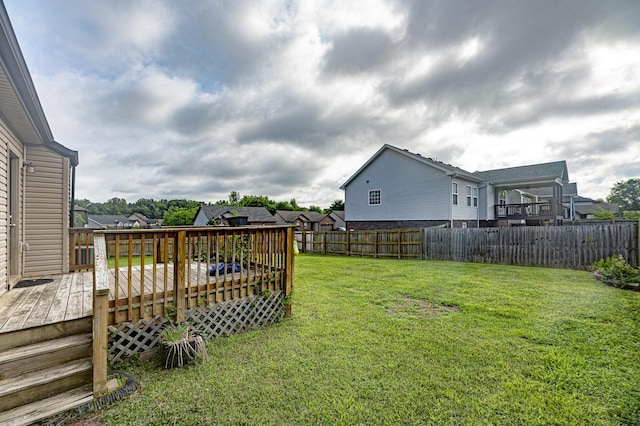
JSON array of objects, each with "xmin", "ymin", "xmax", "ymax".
[{"xmin": 592, "ymin": 254, "xmax": 640, "ymax": 283}]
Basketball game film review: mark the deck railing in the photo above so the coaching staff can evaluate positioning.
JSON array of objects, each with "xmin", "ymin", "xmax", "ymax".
[
  {"xmin": 495, "ymin": 202, "xmax": 554, "ymax": 219},
  {"xmin": 91, "ymin": 226, "xmax": 295, "ymax": 390},
  {"xmin": 70, "ymin": 228, "xmax": 95, "ymax": 271}
]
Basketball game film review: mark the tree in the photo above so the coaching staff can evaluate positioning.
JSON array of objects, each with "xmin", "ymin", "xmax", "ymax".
[
  {"xmin": 162, "ymin": 207, "xmax": 197, "ymax": 226},
  {"xmin": 592, "ymin": 208, "xmax": 616, "ymax": 220},
  {"xmin": 329, "ymin": 199, "xmax": 344, "ymax": 211},
  {"xmin": 623, "ymin": 211, "xmax": 640, "ymax": 220},
  {"xmin": 606, "ymin": 179, "xmax": 640, "ymax": 211},
  {"xmin": 308, "ymin": 205, "xmax": 322, "ymax": 212}
]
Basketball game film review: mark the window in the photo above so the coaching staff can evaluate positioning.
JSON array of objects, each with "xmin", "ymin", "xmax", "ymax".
[
  {"xmin": 466, "ymin": 186, "xmax": 472, "ymax": 206},
  {"xmin": 473, "ymin": 187, "xmax": 478, "ymax": 207},
  {"xmin": 369, "ymin": 189, "xmax": 381, "ymax": 205},
  {"xmin": 452, "ymin": 183, "xmax": 458, "ymax": 205}
]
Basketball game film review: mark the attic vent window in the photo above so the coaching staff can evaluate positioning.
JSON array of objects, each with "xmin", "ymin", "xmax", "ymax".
[{"xmin": 369, "ymin": 189, "xmax": 381, "ymax": 205}]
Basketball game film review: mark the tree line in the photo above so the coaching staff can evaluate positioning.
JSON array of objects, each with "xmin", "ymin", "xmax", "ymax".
[{"xmin": 75, "ymin": 192, "xmax": 344, "ymax": 223}]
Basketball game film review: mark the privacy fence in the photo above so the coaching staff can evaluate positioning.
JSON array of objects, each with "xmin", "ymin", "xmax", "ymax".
[{"xmin": 297, "ymin": 221, "xmax": 639, "ymax": 270}]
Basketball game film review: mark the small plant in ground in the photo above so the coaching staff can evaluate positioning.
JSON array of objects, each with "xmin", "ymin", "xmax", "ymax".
[
  {"xmin": 160, "ymin": 323, "xmax": 207, "ymax": 368},
  {"xmin": 592, "ymin": 254, "xmax": 640, "ymax": 283}
]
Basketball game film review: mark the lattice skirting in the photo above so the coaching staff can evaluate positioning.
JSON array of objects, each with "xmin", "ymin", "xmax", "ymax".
[{"xmin": 108, "ymin": 291, "xmax": 285, "ymax": 363}]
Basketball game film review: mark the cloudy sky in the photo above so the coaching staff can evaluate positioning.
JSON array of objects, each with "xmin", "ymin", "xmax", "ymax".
[{"xmin": 4, "ymin": 0, "xmax": 640, "ymax": 206}]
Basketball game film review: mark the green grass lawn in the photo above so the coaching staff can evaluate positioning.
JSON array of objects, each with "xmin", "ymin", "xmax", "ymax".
[
  {"xmin": 106, "ymin": 256, "xmax": 155, "ymax": 269},
  {"xmin": 98, "ymin": 254, "xmax": 640, "ymax": 425}
]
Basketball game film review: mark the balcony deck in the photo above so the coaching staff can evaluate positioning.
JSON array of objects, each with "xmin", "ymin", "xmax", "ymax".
[{"xmin": 495, "ymin": 202, "xmax": 559, "ymax": 221}]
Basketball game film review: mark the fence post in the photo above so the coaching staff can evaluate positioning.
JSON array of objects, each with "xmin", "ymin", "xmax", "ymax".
[
  {"xmin": 174, "ymin": 230, "xmax": 186, "ymax": 322},
  {"xmin": 92, "ymin": 233, "xmax": 109, "ymax": 397},
  {"xmin": 301, "ymin": 231, "xmax": 306, "ymax": 253},
  {"xmin": 285, "ymin": 227, "xmax": 295, "ymax": 317}
]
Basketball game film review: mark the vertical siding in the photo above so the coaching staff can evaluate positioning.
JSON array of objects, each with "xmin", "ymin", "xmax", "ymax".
[
  {"xmin": 24, "ymin": 144, "xmax": 68, "ymax": 275},
  {"xmin": 345, "ymin": 150, "xmax": 451, "ymax": 222}
]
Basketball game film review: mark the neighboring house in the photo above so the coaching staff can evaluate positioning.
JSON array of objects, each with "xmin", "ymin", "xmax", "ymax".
[
  {"xmin": 574, "ymin": 203, "xmax": 620, "ymax": 219},
  {"xmin": 87, "ymin": 214, "xmax": 136, "ymax": 229},
  {"xmin": 320, "ymin": 210, "xmax": 345, "ymax": 231},
  {"xmin": 128, "ymin": 212, "xmax": 160, "ymax": 228},
  {"xmin": 0, "ymin": 5, "xmax": 79, "ymax": 295},
  {"xmin": 341, "ymin": 144, "xmax": 574, "ymax": 229},
  {"xmin": 274, "ymin": 210, "xmax": 326, "ymax": 231},
  {"xmin": 73, "ymin": 205, "xmax": 89, "ymax": 227},
  {"xmin": 194, "ymin": 205, "xmax": 277, "ymax": 226}
]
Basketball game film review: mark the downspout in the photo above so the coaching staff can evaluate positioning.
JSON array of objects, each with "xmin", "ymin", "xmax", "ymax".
[
  {"xmin": 21, "ymin": 156, "xmax": 26, "ymax": 276},
  {"xmin": 447, "ymin": 172, "xmax": 461, "ymax": 228},
  {"xmin": 70, "ymin": 164, "xmax": 76, "ymax": 228}
]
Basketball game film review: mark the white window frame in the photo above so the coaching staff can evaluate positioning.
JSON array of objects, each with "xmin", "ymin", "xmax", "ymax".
[
  {"xmin": 466, "ymin": 186, "xmax": 472, "ymax": 207},
  {"xmin": 368, "ymin": 189, "xmax": 381, "ymax": 205},
  {"xmin": 452, "ymin": 182, "xmax": 458, "ymax": 205},
  {"xmin": 473, "ymin": 187, "xmax": 478, "ymax": 207}
]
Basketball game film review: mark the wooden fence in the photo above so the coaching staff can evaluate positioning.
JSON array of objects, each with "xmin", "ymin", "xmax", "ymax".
[
  {"xmin": 297, "ymin": 222, "xmax": 639, "ymax": 270},
  {"xmin": 297, "ymin": 229, "xmax": 424, "ymax": 259},
  {"xmin": 423, "ymin": 222, "xmax": 639, "ymax": 269}
]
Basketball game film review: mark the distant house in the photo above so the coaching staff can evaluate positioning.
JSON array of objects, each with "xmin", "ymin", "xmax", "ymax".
[
  {"xmin": 574, "ymin": 203, "xmax": 620, "ymax": 219},
  {"xmin": 321, "ymin": 210, "xmax": 345, "ymax": 231},
  {"xmin": 341, "ymin": 144, "xmax": 576, "ymax": 229},
  {"xmin": 128, "ymin": 212, "xmax": 159, "ymax": 228},
  {"xmin": 193, "ymin": 205, "xmax": 277, "ymax": 226},
  {"xmin": 73, "ymin": 205, "xmax": 89, "ymax": 228},
  {"xmin": 274, "ymin": 210, "xmax": 326, "ymax": 231},
  {"xmin": 87, "ymin": 214, "xmax": 136, "ymax": 229}
]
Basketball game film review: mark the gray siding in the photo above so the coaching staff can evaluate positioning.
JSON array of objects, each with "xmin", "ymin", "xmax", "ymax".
[
  {"xmin": 345, "ymin": 149, "xmax": 451, "ymax": 222},
  {"xmin": 24, "ymin": 145, "xmax": 69, "ymax": 275},
  {"xmin": 193, "ymin": 209, "xmax": 208, "ymax": 226}
]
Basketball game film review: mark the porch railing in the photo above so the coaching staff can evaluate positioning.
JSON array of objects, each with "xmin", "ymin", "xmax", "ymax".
[
  {"xmin": 91, "ymin": 226, "xmax": 295, "ymax": 394},
  {"xmin": 495, "ymin": 202, "xmax": 554, "ymax": 219}
]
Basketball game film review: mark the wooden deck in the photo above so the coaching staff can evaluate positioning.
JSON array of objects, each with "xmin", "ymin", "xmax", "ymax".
[
  {"xmin": 0, "ymin": 273, "xmax": 93, "ymax": 334},
  {"xmin": 0, "ymin": 262, "xmax": 272, "ymax": 334}
]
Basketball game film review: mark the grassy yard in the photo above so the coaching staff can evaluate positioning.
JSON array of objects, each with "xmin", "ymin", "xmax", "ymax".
[
  {"xmin": 98, "ymin": 254, "xmax": 640, "ymax": 425},
  {"xmin": 106, "ymin": 256, "xmax": 155, "ymax": 269}
]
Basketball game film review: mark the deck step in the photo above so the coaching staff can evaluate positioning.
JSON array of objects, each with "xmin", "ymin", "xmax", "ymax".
[
  {"xmin": 0, "ymin": 333, "xmax": 92, "ymax": 380},
  {"xmin": 0, "ymin": 317, "xmax": 92, "ymax": 351},
  {"xmin": 0, "ymin": 385, "xmax": 93, "ymax": 426},
  {"xmin": 0, "ymin": 358, "xmax": 92, "ymax": 412}
]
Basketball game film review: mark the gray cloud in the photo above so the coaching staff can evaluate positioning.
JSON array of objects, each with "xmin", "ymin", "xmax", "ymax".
[
  {"xmin": 5, "ymin": 0, "xmax": 640, "ymax": 206},
  {"xmin": 322, "ymin": 27, "xmax": 396, "ymax": 75}
]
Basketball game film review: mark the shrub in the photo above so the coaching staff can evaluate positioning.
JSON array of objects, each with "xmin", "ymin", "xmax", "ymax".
[{"xmin": 592, "ymin": 254, "xmax": 640, "ymax": 283}]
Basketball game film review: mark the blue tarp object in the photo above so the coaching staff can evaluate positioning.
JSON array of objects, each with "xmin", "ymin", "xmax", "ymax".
[{"xmin": 208, "ymin": 262, "xmax": 241, "ymax": 276}]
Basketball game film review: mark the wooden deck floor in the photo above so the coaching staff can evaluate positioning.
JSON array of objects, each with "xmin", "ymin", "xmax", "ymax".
[
  {"xmin": 0, "ymin": 262, "xmax": 270, "ymax": 334},
  {"xmin": 0, "ymin": 272, "xmax": 93, "ymax": 334}
]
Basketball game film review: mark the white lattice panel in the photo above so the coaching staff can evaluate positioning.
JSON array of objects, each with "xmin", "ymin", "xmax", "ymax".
[{"xmin": 108, "ymin": 292, "xmax": 285, "ymax": 362}]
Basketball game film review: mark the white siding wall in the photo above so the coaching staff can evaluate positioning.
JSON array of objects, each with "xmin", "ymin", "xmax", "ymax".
[
  {"xmin": 451, "ymin": 179, "xmax": 481, "ymax": 221},
  {"xmin": 344, "ymin": 149, "xmax": 451, "ymax": 222},
  {"xmin": 24, "ymin": 145, "xmax": 69, "ymax": 276}
]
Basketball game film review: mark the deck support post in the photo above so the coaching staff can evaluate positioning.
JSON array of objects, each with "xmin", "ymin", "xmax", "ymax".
[{"xmin": 92, "ymin": 232, "xmax": 109, "ymax": 397}]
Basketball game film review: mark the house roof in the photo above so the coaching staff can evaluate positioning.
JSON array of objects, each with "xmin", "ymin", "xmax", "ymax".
[
  {"xmin": 340, "ymin": 144, "xmax": 482, "ymax": 189},
  {"xmin": 87, "ymin": 214, "xmax": 133, "ymax": 227},
  {"xmin": 574, "ymin": 203, "xmax": 619, "ymax": 215},
  {"xmin": 275, "ymin": 210, "xmax": 326, "ymax": 225},
  {"xmin": 328, "ymin": 210, "xmax": 345, "ymax": 220},
  {"xmin": 473, "ymin": 161, "xmax": 569, "ymax": 186},
  {"xmin": 0, "ymin": 4, "xmax": 78, "ymax": 166},
  {"xmin": 198, "ymin": 205, "xmax": 277, "ymax": 224}
]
